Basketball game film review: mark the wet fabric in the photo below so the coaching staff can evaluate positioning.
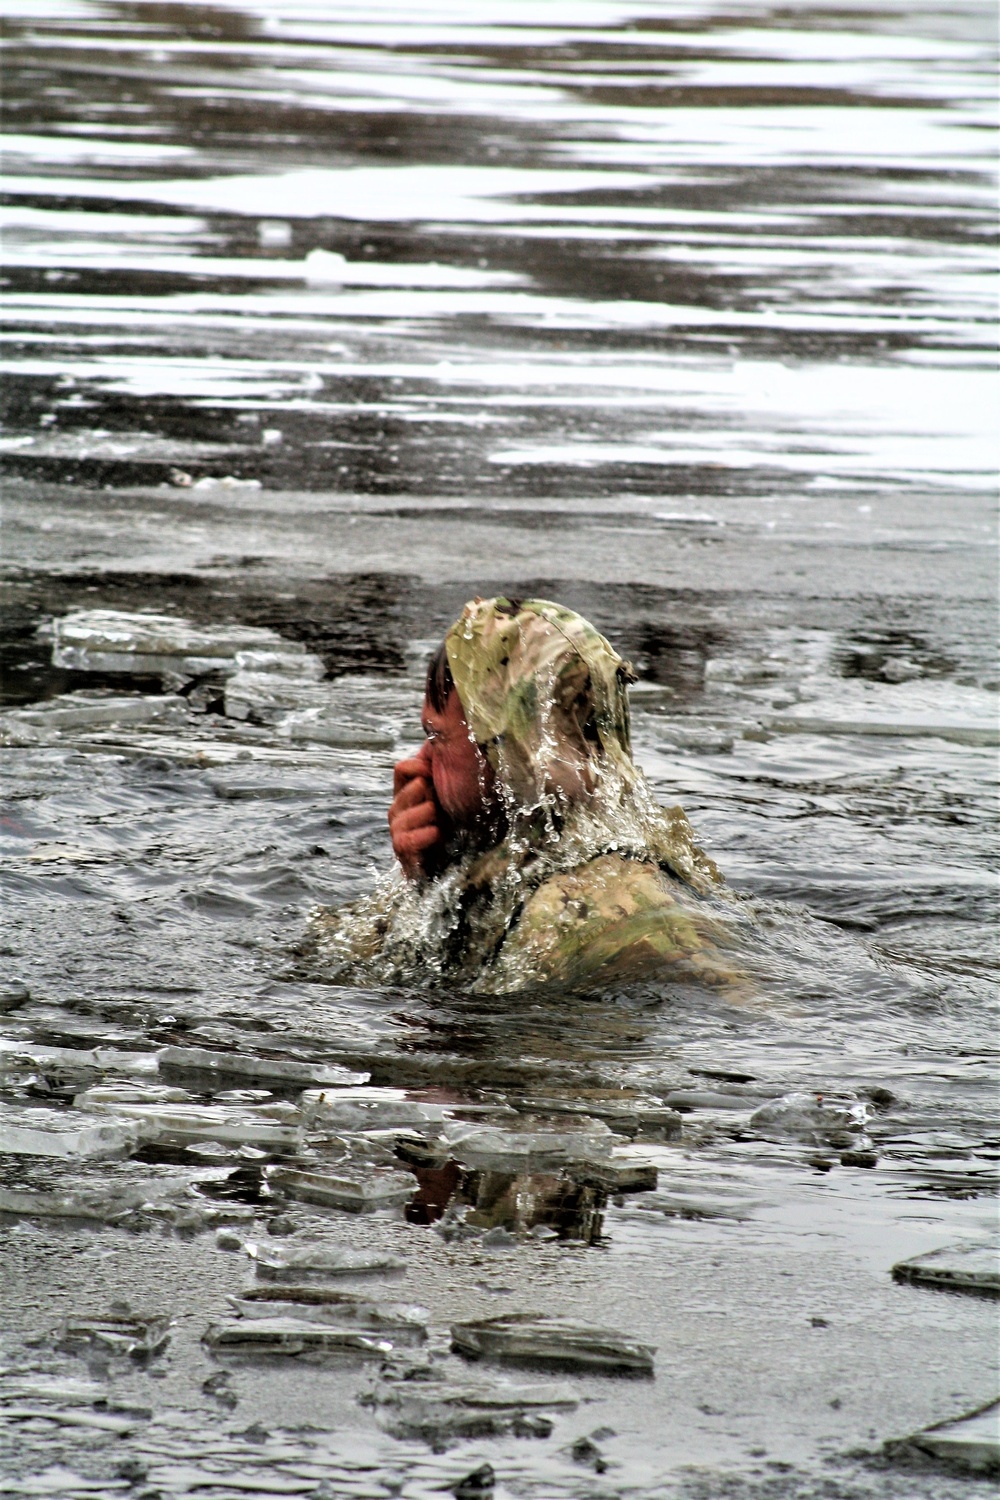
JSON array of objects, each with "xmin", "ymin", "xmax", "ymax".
[{"xmin": 309, "ymin": 597, "xmax": 736, "ymax": 993}]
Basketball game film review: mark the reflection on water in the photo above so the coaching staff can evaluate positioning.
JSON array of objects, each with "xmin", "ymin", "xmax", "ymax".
[{"xmin": 1, "ymin": 0, "xmax": 998, "ymax": 1496}]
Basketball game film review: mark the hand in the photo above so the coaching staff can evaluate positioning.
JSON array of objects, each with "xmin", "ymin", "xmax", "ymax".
[{"xmin": 388, "ymin": 742, "xmax": 443, "ymax": 880}]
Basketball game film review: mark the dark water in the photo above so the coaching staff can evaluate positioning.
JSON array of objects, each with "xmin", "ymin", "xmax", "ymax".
[{"xmin": 1, "ymin": 2, "xmax": 998, "ymax": 1496}]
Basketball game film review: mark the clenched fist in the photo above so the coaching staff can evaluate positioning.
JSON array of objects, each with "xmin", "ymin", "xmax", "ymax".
[{"xmin": 388, "ymin": 740, "xmax": 445, "ymax": 880}]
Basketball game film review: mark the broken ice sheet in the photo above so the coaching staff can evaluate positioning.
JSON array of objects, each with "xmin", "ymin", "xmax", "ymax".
[
  {"xmin": 47, "ymin": 609, "xmax": 285, "ymax": 679},
  {"xmin": 74, "ymin": 1097, "xmax": 303, "ymax": 1150},
  {"xmin": 0, "ymin": 1041, "xmax": 159, "ymax": 1094},
  {"xmin": 234, "ymin": 1286, "xmax": 427, "ymax": 1339},
  {"xmin": 302, "ymin": 1087, "xmax": 451, "ymax": 1132},
  {"xmin": 72, "ymin": 1083, "xmax": 194, "ymax": 1107},
  {"xmin": 510, "ymin": 1096, "xmax": 683, "ymax": 1142},
  {"xmin": 158, "ymin": 1045, "xmax": 368, "ymax": 1090},
  {"xmin": 892, "ymin": 1239, "xmax": 1000, "ymax": 1297},
  {"xmin": 364, "ymin": 1369, "xmax": 578, "ymax": 1443},
  {"xmin": 223, "ymin": 665, "xmax": 397, "ymax": 749},
  {"xmin": 0, "ymin": 1405, "xmax": 144, "ymax": 1434},
  {"xmin": 265, "ymin": 1164, "xmax": 415, "ymax": 1213},
  {"xmin": 439, "ymin": 1118, "xmax": 616, "ymax": 1173},
  {"xmin": 0, "ymin": 1175, "xmax": 189, "ymax": 1225},
  {"xmin": 451, "ymin": 1314, "xmax": 655, "ymax": 1375},
  {"xmin": 203, "ymin": 1318, "xmax": 397, "ymax": 1357},
  {"xmin": 245, "ymin": 1239, "xmax": 405, "ymax": 1280},
  {"xmin": 58, "ymin": 1311, "xmax": 172, "ymax": 1361},
  {"xmin": 886, "ymin": 1398, "xmax": 1000, "ymax": 1475},
  {"xmin": 0, "ymin": 1103, "xmax": 141, "ymax": 1160},
  {"xmin": 748, "ymin": 1092, "xmax": 872, "ymax": 1150},
  {"xmin": 3, "ymin": 693, "xmax": 189, "ymax": 737}
]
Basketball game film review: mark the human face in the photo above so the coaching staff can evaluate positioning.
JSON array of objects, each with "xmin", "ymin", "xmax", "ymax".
[{"xmin": 421, "ymin": 688, "xmax": 494, "ymax": 827}]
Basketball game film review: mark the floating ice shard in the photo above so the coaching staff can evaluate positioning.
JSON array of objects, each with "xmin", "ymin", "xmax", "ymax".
[
  {"xmin": 246, "ymin": 1239, "xmax": 405, "ymax": 1280},
  {"xmin": 440, "ymin": 1119, "xmax": 616, "ymax": 1172},
  {"xmin": 58, "ymin": 1312, "xmax": 172, "ymax": 1360},
  {"xmin": 0, "ymin": 1377, "xmax": 107, "ymax": 1406},
  {"xmin": 0, "ymin": 1103, "xmax": 141, "ymax": 1159},
  {"xmin": 75, "ymin": 1097, "xmax": 303, "ymax": 1150},
  {"xmin": 158, "ymin": 1046, "xmax": 368, "ymax": 1090},
  {"xmin": 619, "ymin": 1187, "xmax": 756, "ymax": 1222},
  {"xmin": 364, "ymin": 1368, "xmax": 577, "ymax": 1443},
  {"xmin": 664, "ymin": 1088, "xmax": 758, "ymax": 1112},
  {"xmin": 3, "ymin": 693, "xmax": 189, "ymax": 734},
  {"xmin": 235, "ymin": 1286, "xmax": 427, "ymax": 1339},
  {"xmin": 204, "ymin": 1318, "xmax": 396, "ymax": 1356},
  {"xmin": 223, "ymin": 667, "xmax": 396, "ymax": 749},
  {"xmin": 451, "ymin": 1314, "xmax": 655, "ymax": 1374},
  {"xmin": 266, "ymin": 1165, "xmax": 415, "ymax": 1213},
  {"xmin": 508, "ymin": 1095, "xmax": 682, "ymax": 1141},
  {"xmin": 886, "ymin": 1399, "xmax": 1000, "ymax": 1474},
  {"xmin": 749, "ymin": 1092, "xmax": 871, "ymax": 1149},
  {"xmin": 769, "ymin": 713, "xmax": 1000, "ymax": 747},
  {"xmin": 0, "ymin": 1405, "xmax": 143, "ymax": 1434},
  {"xmin": 302, "ymin": 1088, "xmax": 451, "ymax": 1132},
  {"xmin": 0, "ymin": 1042, "xmax": 159, "ymax": 1096},
  {"xmin": 48, "ymin": 609, "xmax": 284, "ymax": 679},
  {"xmin": 891, "ymin": 1240, "xmax": 999, "ymax": 1297},
  {"xmin": 0, "ymin": 1177, "xmax": 185, "ymax": 1224},
  {"xmin": 232, "ymin": 649, "xmax": 325, "ymax": 678},
  {"xmin": 74, "ymin": 1083, "xmax": 193, "ymax": 1107}
]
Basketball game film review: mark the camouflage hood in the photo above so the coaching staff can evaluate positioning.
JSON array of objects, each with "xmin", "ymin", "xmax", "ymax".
[
  {"xmin": 444, "ymin": 596, "xmax": 719, "ymax": 895},
  {"xmin": 445, "ymin": 596, "xmax": 638, "ymax": 813}
]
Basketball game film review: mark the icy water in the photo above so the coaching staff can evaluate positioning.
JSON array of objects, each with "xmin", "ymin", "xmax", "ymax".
[{"xmin": 1, "ymin": 1, "xmax": 998, "ymax": 1496}]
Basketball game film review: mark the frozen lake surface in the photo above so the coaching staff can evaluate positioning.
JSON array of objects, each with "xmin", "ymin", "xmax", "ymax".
[{"xmin": 0, "ymin": 1, "xmax": 997, "ymax": 1495}]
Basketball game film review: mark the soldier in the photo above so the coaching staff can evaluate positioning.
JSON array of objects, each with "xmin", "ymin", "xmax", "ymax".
[{"xmin": 309, "ymin": 597, "xmax": 739, "ymax": 992}]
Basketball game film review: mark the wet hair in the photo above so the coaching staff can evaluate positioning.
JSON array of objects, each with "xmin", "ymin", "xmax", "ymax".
[{"xmin": 425, "ymin": 639, "xmax": 454, "ymax": 714}]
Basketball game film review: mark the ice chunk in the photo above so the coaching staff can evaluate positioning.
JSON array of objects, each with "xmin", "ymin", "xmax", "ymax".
[
  {"xmin": 0, "ymin": 1103, "xmax": 141, "ymax": 1159},
  {"xmin": 159, "ymin": 1046, "xmax": 368, "ymax": 1090},
  {"xmin": 204, "ymin": 1317, "xmax": 395, "ymax": 1356},
  {"xmin": 236, "ymin": 1286, "xmax": 427, "ymax": 1339},
  {"xmin": 0, "ymin": 1041, "xmax": 157, "ymax": 1094},
  {"xmin": 0, "ymin": 1405, "xmax": 143, "ymax": 1434},
  {"xmin": 232, "ymin": 649, "xmax": 325, "ymax": 678},
  {"xmin": 74, "ymin": 1083, "xmax": 193, "ymax": 1107},
  {"xmin": 302, "ymin": 1088, "xmax": 450, "ymax": 1132},
  {"xmin": 304, "ymin": 247, "xmax": 346, "ymax": 283},
  {"xmin": 75, "ymin": 1097, "xmax": 302, "ymax": 1149},
  {"xmin": 48, "ymin": 609, "xmax": 284, "ymax": 678},
  {"xmin": 266, "ymin": 1165, "xmax": 415, "ymax": 1213},
  {"xmin": 886, "ymin": 1399, "xmax": 1000, "ymax": 1475},
  {"xmin": 749, "ymin": 1092, "xmax": 871, "ymax": 1149},
  {"xmin": 364, "ymin": 1369, "xmax": 577, "ymax": 1443},
  {"xmin": 891, "ymin": 1240, "xmax": 999, "ymax": 1297},
  {"xmin": 4, "ymin": 693, "xmax": 188, "ymax": 733},
  {"xmin": 281, "ymin": 711, "xmax": 396, "ymax": 749},
  {"xmin": 58, "ymin": 1312, "xmax": 171, "ymax": 1360},
  {"xmin": 770, "ymin": 713, "xmax": 999, "ymax": 748},
  {"xmin": 0, "ymin": 1377, "xmax": 107, "ymax": 1406},
  {"xmin": 0, "ymin": 1176, "xmax": 186, "ymax": 1224},
  {"xmin": 509, "ymin": 1094, "xmax": 682, "ymax": 1141},
  {"xmin": 440, "ymin": 1119, "xmax": 615, "ymax": 1172},
  {"xmin": 665, "ymin": 1088, "xmax": 757, "ymax": 1111},
  {"xmin": 246, "ymin": 1239, "xmax": 405, "ymax": 1280},
  {"xmin": 619, "ymin": 1188, "xmax": 755, "ymax": 1223},
  {"xmin": 451, "ymin": 1314, "xmax": 655, "ymax": 1374}
]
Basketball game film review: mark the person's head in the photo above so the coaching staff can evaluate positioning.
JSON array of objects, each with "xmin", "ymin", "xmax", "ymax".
[{"xmin": 425, "ymin": 596, "xmax": 637, "ymax": 832}]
